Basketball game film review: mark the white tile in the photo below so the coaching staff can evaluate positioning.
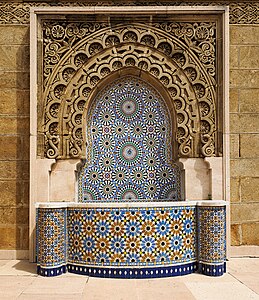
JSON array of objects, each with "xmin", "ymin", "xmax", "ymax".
[
  {"xmin": 0, "ymin": 260, "xmax": 37, "ymax": 276},
  {"xmin": 83, "ymin": 278, "xmax": 139, "ymax": 300},
  {"xmin": 228, "ymin": 258, "xmax": 259, "ymax": 273},
  {"xmin": 136, "ymin": 280, "xmax": 195, "ymax": 300},
  {"xmin": 23, "ymin": 276, "xmax": 87, "ymax": 295},
  {"xmin": 19, "ymin": 293, "xmax": 83, "ymax": 300},
  {"xmin": 0, "ymin": 260, "xmax": 8, "ymax": 268},
  {"xmin": 230, "ymin": 272, "xmax": 259, "ymax": 294},
  {"xmin": 0, "ymin": 259, "xmax": 259, "ymax": 300},
  {"xmin": 185, "ymin": 281, "xmax": 259, "ymax": 300},
  {"xmin": 180, "ymin": 273, "xmax": 235, "ymax": 283},
  {"xmin": 0, "ymin": 276, "xmax": 36, "ymax": 299}
]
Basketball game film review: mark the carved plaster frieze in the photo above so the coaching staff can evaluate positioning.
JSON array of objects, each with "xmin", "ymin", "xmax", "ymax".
[
  {"xmin": 0, "ymin": 2, "xmax": 258, "ymax": 24},
  {"xmin": 40, "ymin": 20, "xmax": 218, "ymax": 159}
]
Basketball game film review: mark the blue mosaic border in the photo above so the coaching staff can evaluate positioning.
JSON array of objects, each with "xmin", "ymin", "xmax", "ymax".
[
  {"xmin": 67, "ymin": 262, "xmax": 197, "ymax": 279},
  {"xmin": 37, "ymin": 261, "xmax": 226, "ymax": 278},
  {"xmin": 37, "ymin": 265, "xmax": 67, "ymax": 277},
  {"xmin": 198, "ymin": 262, "xmax": 226, "ymax": 277}
]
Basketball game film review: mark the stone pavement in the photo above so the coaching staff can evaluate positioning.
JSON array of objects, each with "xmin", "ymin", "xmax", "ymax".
[{"xmin": 0, "ymin": 258, "xmax": 258, "ymax": 300}]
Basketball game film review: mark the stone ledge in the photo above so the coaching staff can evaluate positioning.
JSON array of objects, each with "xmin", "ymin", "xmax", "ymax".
[
  {"xmin": 231, "ymin": 246, "xmax": 259, "ymax": 257},
  {"xmin": 0, "ymin": 250, "xmax": 28, "ymax": 260}
]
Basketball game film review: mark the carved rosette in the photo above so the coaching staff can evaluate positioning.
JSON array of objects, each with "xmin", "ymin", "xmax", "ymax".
[{"xmin": 40, "ymin": 20, "xmax": 219, "ymax": 159}]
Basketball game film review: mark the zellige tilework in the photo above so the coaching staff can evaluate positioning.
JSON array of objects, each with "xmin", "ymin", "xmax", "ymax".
[
  {"xmin": 78, "ymin": 76, "xmax": 181, "ymax": 202},
  {"xmin": 67, "ymin": 207, "xmax": 196, "ymax": 267}
]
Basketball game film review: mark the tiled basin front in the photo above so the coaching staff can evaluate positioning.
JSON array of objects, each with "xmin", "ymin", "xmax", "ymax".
[{"xmin": 36, "ymin": 201, "xmax": 226, "ymax": 278}]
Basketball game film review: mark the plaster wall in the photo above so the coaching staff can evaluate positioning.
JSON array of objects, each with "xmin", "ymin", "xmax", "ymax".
[{"xmin": 0, "ymin": 1, "xmax": 258, "ymax": 255}]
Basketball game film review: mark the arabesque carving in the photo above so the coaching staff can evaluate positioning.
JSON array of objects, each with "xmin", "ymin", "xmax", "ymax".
[
  {"xmin": 40, "ymin": 20, "xmax": 219, "ymax": 159},
  {"xmin": 0, "ymin": 2, "xmax": 259, "ymax": 25}
]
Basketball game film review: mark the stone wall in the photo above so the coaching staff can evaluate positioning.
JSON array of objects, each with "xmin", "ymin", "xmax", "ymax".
[
  {"xmin": 0, "ymin": 1, "xmax": 258, "ymax": 253},
  {"xmin": 230, "ymin": 25, "xmax": 259, "ymax": 246},
  {"xmin": 0, "ymin": 25, "xmax": 30, "ymax": 250}
]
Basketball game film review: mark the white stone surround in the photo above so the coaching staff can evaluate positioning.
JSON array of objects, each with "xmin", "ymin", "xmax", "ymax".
[{"xmin": 29, "ymin": 6, "xmax": 230, "ymax": 262}]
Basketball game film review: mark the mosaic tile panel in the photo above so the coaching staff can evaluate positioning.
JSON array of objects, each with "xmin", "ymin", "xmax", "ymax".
[
  {"xmin": 197, "ymin": 206, "xmax": 226, "ymax": 273},
  {"xmin": 78, "ymin": 76, "xmax": 181, "ymax": 202},
  {"xmin": 67, "ymin": 207, "xmax": 196, "ymax": 267},
  {"xmin": 36, "ymin": 203, "xmax": 227, "ymax": 277},
  {"xmin": 36, "ymin": 208, "xmax": 67, "ymax": 272}
]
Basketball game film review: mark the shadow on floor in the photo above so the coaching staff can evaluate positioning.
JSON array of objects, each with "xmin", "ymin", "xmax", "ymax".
[{"xmin": 12, "ymin": 260, "xmax": 37, "ymax": 275}]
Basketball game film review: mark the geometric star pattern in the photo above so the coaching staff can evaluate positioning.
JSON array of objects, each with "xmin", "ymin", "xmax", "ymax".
[
  {"xmin": 67, "ymin": 207, "xmax": 196, "ymax": 266},
  {"xmin": 36, "ymin": 205, "xmax": 227, "ymax": 277},
  {"xmin": 78, "ymin": 76, "xmax": 181, "ymax": 202},
  {"xmin": 197, "ymin": 206, "xmax": 226, "ymax": 264},
  {"xmin": 36, "ymin": 208, "xmax": 67, "ymax": 268}
]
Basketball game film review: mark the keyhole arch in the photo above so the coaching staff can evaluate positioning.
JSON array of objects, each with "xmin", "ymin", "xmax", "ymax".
[{"xmin": 78, "ymin": 71, "xmax": 182, "ymax": 202}]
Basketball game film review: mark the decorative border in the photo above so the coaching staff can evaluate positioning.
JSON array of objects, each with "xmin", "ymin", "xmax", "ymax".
[
  {"xmin": 198, "ymin": 262, "xmax": 226, "ymax": 277},
  {"xmin": 37, "ymin": 262, "xmax": 228, "ymax": 278},
  {"xmin": 37, "ymin": 262, "xmax": 226, "ymax": 278},
  {"xmin": 0, "ymin": 2, "xmax": 258, "ymax": 25},
  {"xmin": 40, "ymin": 19, "xmax": 218, "ymax": 159},
  {"xmin": 37, "ymin": 265, "xmax": 67, "ymax": 277},
  {"xmin": 66, "ymin": 262, "xmax": 197, "ymax": 278}
]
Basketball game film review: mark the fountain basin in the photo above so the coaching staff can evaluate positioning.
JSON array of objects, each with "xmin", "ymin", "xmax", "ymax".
[{"xmin": 36, "ymin": 200, "xmax": 227, "ymax": 278}]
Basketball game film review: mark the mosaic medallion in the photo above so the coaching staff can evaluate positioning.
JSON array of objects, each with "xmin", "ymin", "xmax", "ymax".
[
  {"xmin": 78, "ymin": 76, "xmax": 181, "ymax": 202},
  {"xmin": 120, "ymin": 97, "xmax": 139, "ymax": 118},
  {"xmin": 120, "ymin": 142, "xmax": 139, "ymax": 163},
  {"xmin": 121, "ymin": 189, "xmax": 139, "ymax": 200}
]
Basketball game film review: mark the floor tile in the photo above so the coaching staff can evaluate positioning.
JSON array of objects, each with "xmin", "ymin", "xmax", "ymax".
[
  {"xmin": 136, "ymin": 280, "xmax": 195, "ymax": 300},
  {"xmin": 18, "ymin": 293, "xmax": 83, "ymax": 299},
  {"xmin": 0, "ymin": 260, "xmax": 37, "ymax": 276},
  {"xmin": 0, "ymin": 259, "xmax": 259, "ymax": 300},
  {"xmin": 0, "ymin": 260, "xmax": 8, "ymax": 268},
  {"xmin": 180, "ymin": 273, "xmax": 235, "ymax": 283},
  {"xmin": 184, "ymin": 281, "xmax": 259, "ymax": 300},
  {"xmin": 23, "ymin": 276, "xmax": 87, "ymax": 295},
  {"xmin": 83, "ymin": 278, "xmax": 139, "ymax": 300},
  {"xmin": 0, "ymin": 276, "xmax": 36, "ymax": 299},
  {"xmin": 228, "ymin": 258, "xmax": 259, "ymax": 273},
  {"xmin": 230, "ymin": 272, "xmax": 259, "ymax": 295}
]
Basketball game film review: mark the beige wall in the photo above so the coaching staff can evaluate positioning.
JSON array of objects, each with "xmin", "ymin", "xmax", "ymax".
[
  {"xmin": 230, "ymin": 25, "xmax": 259, "ymax": 246},
  {"xmin": 0, "ymin": 3, "xmax": 258, "ymax": 251},
  {"xmin": 0, "ymin": 25, "xmax": 30, "ymax": 250}
]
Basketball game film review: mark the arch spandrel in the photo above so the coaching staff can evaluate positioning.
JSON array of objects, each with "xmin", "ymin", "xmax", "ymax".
[
  {"xmin": 40, "ymin": 20, "xmax": 220, "ymax": 159},
  {"xmin": 60, "ymin": 47, "xmax": 201, "ymax": 159}
]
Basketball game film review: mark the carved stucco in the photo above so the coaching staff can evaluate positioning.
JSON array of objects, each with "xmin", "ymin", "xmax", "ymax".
[
  {"xmin": 39, "ymin": 20, "xmax": 220, "ymax": 159},
  {"xmin": 0, "ymin": 2, "xmax": 258, "ymax": 24}
]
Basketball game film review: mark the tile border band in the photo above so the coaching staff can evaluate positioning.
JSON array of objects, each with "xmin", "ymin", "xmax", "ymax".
[
  {"xmin": 37, "ymin": 261, "xmax": 226, "ymax": 278},
  {"xmin": 35, "ymin": 200, "xmax": 228, "ymax": 209}
]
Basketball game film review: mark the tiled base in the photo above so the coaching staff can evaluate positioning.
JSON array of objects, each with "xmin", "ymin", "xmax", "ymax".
[
  {"xmin": 37, "ymin": 261, "xmax": 226, "ymax": 278},
  {"xmin": 198, "ymin": 262, "xmax": 226, "ymax": 277},
  {"xmin": 66, "ymin": 262, "xmax": 197, "ymax": 278},
  {"xmin": 36, "ymin": 203, "xmax": 227, "ymax": 278},
  {"xmin": 37, "ymin": 265, "xmax": 67, "ymax": 277}
]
